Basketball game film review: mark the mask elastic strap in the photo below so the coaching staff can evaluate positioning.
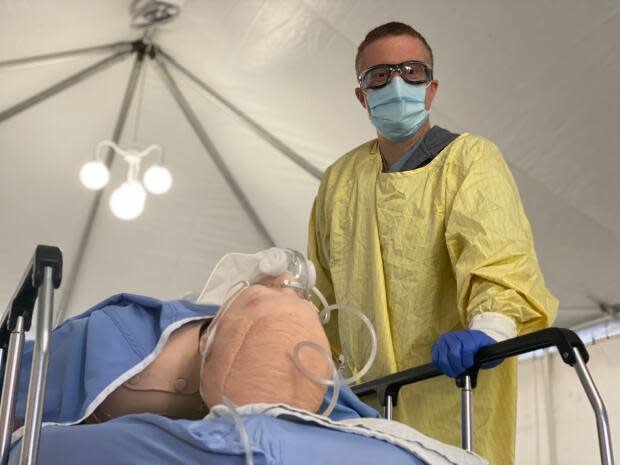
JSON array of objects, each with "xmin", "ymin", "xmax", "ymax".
[{"xmin": 292, "ymin": 341, "xmax": 340, "ymax": 417}]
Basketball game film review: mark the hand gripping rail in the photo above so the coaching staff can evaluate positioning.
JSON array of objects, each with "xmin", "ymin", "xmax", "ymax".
[
  {"xmin": 352, "ymin": 327, "xmax": 615, "ymax": 465},
  {"xmin": 0, "ymin": 246, "xmax": 62, "ymax": 465}
]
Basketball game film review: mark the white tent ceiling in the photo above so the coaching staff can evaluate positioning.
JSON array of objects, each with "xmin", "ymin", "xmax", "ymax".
[{"xmin": 0, "ymin": 0, "xmax": 618, "ymax": 328}]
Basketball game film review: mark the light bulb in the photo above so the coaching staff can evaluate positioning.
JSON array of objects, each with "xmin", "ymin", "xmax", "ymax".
[
  {"xmin": 143, "ymin": 165, "xmax": 172, "ymax": 194},
  {"xmin": 79, "ymin": 161, "xmax": 110, "ymax": 190},
  {"xmin": 109, "ymin": 181, "xmax": 146, "ymax": 220}
]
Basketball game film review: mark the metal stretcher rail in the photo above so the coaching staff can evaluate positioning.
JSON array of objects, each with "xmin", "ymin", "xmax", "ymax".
[
  {"xmin": 352, "ymin": 327, "xmax": 615, "ymax": 465},
  {"xmin": 0, "ymin": 246, "xmax": 62, "ymax": 465}
]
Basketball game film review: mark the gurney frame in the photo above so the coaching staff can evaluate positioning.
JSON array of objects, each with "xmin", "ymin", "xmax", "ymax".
[
  {"xmin": 353, "ymin": 327, "xmax": 615, "ymax": 465},
  {"xmin": 0, "ymin": 246, "xmax": 62, "ymax": 465}
]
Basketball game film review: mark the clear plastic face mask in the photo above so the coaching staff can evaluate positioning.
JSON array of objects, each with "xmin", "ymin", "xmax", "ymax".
[{"xmin": 255, "ymin": 248, "xmax": 315, "ymax": 298}]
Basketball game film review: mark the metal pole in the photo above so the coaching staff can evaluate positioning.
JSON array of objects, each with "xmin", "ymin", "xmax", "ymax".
[
  {"xmin": 461, "ymin": 375, "xmax": 473, "ymax": 452},
  {"xmin": 19, "ymin": 268, "xmax": 54, "ymax": 465},
  {"xmin": 0, "ymin": 42, "xmax": 133, "ymax": 69},
  {"xmin": 0, "ymin": 317, "xmax": 25, "ymax": 465},
  {"xmin": 0, "ymin": 50, "xmax": 132, "ymax": 123},
  {"xmin": 542, "ymin": 348, "xmax": 559, "ymax": 465},
  {"xmin": 55, "ymin": 52, "xmax": 145, "ymax": 325},
  {"xmin": 572, "ymin": 348, "xmax": 615, "ymax": 465},
  {"xmin": 152, "ymin": 55, "xmax": 275, "ymax": 246},
  {"xmin": 156, "ymin": 48, "xmax": 323, "ymax": 180},
  {"xmin": 384, "ymin": 394, "xmax": 393, "ymax": 420}
]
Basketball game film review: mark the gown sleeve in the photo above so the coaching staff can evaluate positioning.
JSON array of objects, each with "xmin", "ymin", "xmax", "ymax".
[{"xmin": 444, "ymin": 138, "xmax": 558, "ymax": 334}]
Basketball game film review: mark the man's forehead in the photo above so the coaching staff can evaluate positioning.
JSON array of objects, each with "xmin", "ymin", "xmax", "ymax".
[{"xmin": 357, "ymin": 35, "xmax": 430, "ymax": 73}]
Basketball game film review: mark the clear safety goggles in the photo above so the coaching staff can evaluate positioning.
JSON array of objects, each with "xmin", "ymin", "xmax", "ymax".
[{"xmin": 358, "ymin": 60, "xmax": 433, "ymax": 90}]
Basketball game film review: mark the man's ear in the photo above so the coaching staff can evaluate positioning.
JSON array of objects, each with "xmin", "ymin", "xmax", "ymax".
[
  {"xmin": 355, "ymin": 87, "xmax": 368, "ymax": 110},
  {"xmin": 425, "ymin": 80, "xmax": 439, "ymax": 110}
]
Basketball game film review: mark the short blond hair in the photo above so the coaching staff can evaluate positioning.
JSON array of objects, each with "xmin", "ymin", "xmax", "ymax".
[{"xmin": 355, "ymin": 22, "xmax": 433, "ymax": 73}]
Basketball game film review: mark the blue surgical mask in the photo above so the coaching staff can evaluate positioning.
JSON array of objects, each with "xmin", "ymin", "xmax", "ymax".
[{"xmin": 367, "ymin": 78, "xmax": 430, "ymax": 142}]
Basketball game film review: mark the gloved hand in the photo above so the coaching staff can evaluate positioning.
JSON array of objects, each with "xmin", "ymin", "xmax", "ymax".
[{"xmin": 431, "ymin": 329, "xmax": 502, "ymax": 378}]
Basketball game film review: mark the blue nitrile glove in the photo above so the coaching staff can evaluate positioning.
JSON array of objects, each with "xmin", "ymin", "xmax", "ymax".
[{"xmin": 431, "ymin": 329, "xmax": 502, "ymax": 378}]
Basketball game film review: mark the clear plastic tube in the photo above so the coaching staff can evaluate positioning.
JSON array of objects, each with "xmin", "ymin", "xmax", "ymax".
[
  {"xmin": 311, "ymin": 286, "xmax": 330, "ymax": 318},
  {"xmin": 319, "ymin": 304, "xmax": 377, "ymax": 386},
  {"xmin": 311, "ymin": 286, "xmax": 378, "ymax": 385},
  {"xmin": 200, "ymin": 280, "xmax": 248, "ymax": 358},
  {"xmin": 221, "ymin": 396, "xmax": 253, "ymax": 465},
  {"xmin": 199, "ymin": 281, "xmax": 248, "ymax": 401},
  {"xmin": 291, "ymin": 340, "xmax": 341, "ymax": 417}
]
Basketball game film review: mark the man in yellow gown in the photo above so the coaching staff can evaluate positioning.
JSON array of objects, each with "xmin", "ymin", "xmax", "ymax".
[{"xmin": 308, "ymin": 22, "xmax": 558, "ymax": 465}]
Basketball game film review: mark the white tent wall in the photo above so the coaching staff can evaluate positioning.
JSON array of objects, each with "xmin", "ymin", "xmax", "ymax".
[
  {"xmin": 0, "ymin": 56, "xmax": 134, "ymax": 314},
  {"xmin": 516, "ymin": 334, "xmax": 620, "ymax": 465},
  {"xmin": 509, "ymin": 168, "xmax": 620, "ymax": 325},
  {"xmin": 173, "ymin": 63, "xmax": 321, "ymax": 252},
  {"xmin": 2, "ymin": 0, "xmax": 618, "ymax": 325}
]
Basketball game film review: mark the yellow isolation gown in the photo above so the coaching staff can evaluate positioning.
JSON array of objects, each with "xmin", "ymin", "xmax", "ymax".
[{"xmin": 308, "ymin": 133, "xmax": 558, "ymax": 465}]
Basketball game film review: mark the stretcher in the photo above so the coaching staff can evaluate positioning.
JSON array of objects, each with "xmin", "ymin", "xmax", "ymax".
[
  {"xmin": 352, "ymin": 324, "xmax": 615, "ymax": 463},
  {"xmin": 0, "ymin": 245, "xmax": 615, "ymax": 465}
]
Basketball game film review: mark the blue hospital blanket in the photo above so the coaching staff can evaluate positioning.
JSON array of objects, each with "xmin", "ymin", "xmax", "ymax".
[{"xmin": 10, "ymin": 412, "xmax": 422, "ymax": 465}]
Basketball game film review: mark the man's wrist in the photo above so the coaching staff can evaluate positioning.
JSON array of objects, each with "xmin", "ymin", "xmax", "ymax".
[{"xmin": 469, "ymin": 312, "xmax": 517, "ymax": 342}]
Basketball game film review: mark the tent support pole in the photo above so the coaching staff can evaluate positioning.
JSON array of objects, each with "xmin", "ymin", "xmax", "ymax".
[
  {"xmin": 0, "ymin": 42, "xmax": 134, "ymax": 69},
  {"xmin": 156, "ymin": 48, "xmax": 323, "ymax": 180},
  {"xmin": 0, "ymin": 50, "xmax": 132, "ymax": 123},
  {"xmin": 55, "ymin": 51, "xmax": 145, "ymax": 324},
  {"xmin": 151, "ymin": 53, "xmax": 275, "ymax": 246}
]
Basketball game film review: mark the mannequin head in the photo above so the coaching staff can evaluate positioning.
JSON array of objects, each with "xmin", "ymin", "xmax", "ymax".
[{"xmin": 199, "ymin": 276, "xmax": 332, "ymax": 412}]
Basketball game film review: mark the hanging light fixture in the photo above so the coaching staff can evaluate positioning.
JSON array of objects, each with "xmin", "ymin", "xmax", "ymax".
[
  {"xmin": 80, "ymin": 140, "xmax": 172, "ymax": 220},
  {"xmin": 79, "ymin": 160, "xmax": 110, "ymax": 190},
  {"xmin": 79, "ymin": 53, "xmax": 173, "ymax": 221},
  {"xmin": 143, "ymin": 164, "xmax": 173, "ymax": 194}
]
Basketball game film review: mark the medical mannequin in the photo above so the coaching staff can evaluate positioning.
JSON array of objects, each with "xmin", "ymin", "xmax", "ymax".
[
  {"xmin": 85, "ymin": 320, "xmax": 208, "ymax": 423},
  {"xmin": 84, "ymin": 274, "xmax": 331, "ymax": 423}
]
